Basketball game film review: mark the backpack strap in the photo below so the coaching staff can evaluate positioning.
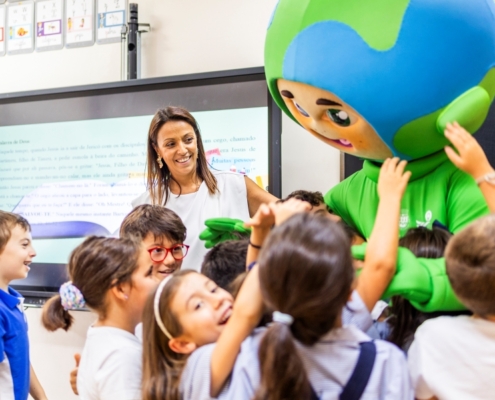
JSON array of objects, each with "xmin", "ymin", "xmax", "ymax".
[
  {"xmin": 309, "ymin": 384, "xmax": 319, "ymax": 400},
  {"xmin": 339, "ymin": 341, "xmax": 377, "ymax": 400}
]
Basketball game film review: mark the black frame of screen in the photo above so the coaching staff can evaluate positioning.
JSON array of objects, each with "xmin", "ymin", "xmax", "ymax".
[{"xmin": 0, "ymin": 67, "xmax": 282, "ymax": 297}]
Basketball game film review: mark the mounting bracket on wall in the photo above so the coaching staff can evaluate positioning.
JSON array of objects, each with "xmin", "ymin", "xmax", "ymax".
[{"xmin": 120, "ymin": 3, "xmax": 151, "ymax": 80}]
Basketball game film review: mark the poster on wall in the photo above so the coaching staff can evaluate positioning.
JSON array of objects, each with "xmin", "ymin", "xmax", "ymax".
[
  {"xmin": 96, "ymin": 0, "xmax": 126, "ymax": 44},
  {"xmin": 35, "ymin": 0, "xmax": 64, "ymax": 51},
  {"xmin": 0, "ymin": 6, "xmax": 5, "ymax": 56},
  {"xmin": 7, "ymin": 1, "xmax": 35, "ymax": 55},
  {"xmin": 65, "ymin": 0, "xmax": 94, "ymax": 48}
]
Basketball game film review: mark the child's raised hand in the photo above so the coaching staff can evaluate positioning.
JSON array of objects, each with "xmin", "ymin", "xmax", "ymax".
[
  {"xmin": 444, "ymin": 121, "xmax": 494, "ymax": 179},
  {"xmin": 244, "ymin": 203, "xmax": 275, "ymax": 231},
  {"xmin": 377, "ymin": 157, "xmax": 411, "ymax": 200},
  {"xmin": 269, "ymin": 198, "xmax": 311, "ymax": 226}
]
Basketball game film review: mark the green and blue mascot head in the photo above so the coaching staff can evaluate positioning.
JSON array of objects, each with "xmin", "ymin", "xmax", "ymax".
[{"xmin": 265, "ymin": 0, "xmax": 495, "ymax": 161}]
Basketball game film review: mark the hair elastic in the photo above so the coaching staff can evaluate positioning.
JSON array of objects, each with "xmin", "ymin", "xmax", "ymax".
[
  {"xmin": 272, "ymin": 311, "xmax": 294, "ymax": 326},
  {"xmin": 153, "ymin": 275, "xmax": 174, "ymax": 340},
  {"xmin": 59, "ymin": 281, "xmax": 86, "ymax": 311}
]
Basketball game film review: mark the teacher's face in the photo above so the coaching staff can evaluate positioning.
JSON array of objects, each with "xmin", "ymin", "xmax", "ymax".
[{"xmin": 155, "ymin": 120, "xmax": 198, "ymax": 178}]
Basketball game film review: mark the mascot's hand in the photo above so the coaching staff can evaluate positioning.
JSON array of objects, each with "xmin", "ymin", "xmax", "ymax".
[
  {"xmin": 199, "ymin": 218, "xmax": 252, "ymax": 249},
  {"xmin": 352, "ymin": 244, "xmax": 465, "ymax": 312}
]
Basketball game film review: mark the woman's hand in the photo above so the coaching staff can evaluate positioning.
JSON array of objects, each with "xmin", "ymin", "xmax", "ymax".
[{"xmin": 444, "ymin": 121, "xmax": 494, "ymax": 180}]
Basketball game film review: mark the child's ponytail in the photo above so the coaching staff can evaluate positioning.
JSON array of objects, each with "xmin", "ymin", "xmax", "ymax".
[
  {"xmin": 41, "ymin": 236, "xmax": 140, "ymax": 332},
  {"xmin": 255, "ymin": 214, "xmax": 355, "ymax": 400},
  {"xmin": 42, "ymin": 294, "xmax": 74, "ymax": 331},
  {"xmin": 255, "ymin": 322, "xmax": 311, "ymax": 400}
]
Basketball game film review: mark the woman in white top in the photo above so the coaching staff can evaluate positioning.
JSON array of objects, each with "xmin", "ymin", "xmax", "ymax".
[{"xmin": 132, "ymin": 107, "xmax": 277, "ymax": 271}]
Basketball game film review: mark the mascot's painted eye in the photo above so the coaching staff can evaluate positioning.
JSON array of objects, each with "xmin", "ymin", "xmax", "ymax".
[
  {"xmin": 294, "ymin": 102, "xmax": 310, "ymax": 117},
  {"xmin": 327, "ymin": 109, "xmax": 351, "ymax": 127}
]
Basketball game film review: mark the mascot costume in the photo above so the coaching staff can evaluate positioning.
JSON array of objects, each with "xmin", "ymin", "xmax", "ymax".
[{"xmin": 203, "ymin": 0, "xmax": 495, "ymax": 312}]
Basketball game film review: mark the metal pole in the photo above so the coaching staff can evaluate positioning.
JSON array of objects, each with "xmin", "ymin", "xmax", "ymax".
[
  {"xmin": 120, "ymin": 24, "xmax": 128, "ymax": 81},
  {"xmin": 137, "ymin": 31, "xmax": 141, "ymax": 79},
  {"xmin": 127, "ymin": 3, "xmax": 138, "ymax": 80}
]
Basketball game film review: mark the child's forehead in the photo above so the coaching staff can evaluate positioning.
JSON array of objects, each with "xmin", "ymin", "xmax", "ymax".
[
  {"xmin": 10, "ymin": 224, "xmax": 31, "ymax": 239},
  {"xmin": 143, "ymin": 232, "xmax": 179, "ymax": 246}
]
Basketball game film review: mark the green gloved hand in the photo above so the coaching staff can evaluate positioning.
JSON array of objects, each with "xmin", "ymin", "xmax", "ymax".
[
  {"xmin": 199, "ymin": 218, "xmax": 252, "ymax": 249},
  {"xmin": 352, "ymin": 244, "xmax": 465, "ymax": 312}
]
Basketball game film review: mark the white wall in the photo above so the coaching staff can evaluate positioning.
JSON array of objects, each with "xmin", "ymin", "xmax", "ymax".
[{"xmin": 2, "ymin": 1, "xmax": 341, "ymax": 398}]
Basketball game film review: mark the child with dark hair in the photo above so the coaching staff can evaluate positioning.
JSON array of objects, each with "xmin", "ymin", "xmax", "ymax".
[
  {"xmin": 200, "ymin": 239, "xmax": 248, "ymax": 293},
  {"xmin": 69, "ymin": 204, "xmax": 189, "ymax": 395},
  {"xmin": 0, "ymin": 211, "xmax": 47, "ymax": 400},
  {"xmin": 139, "ymin": 158, "xmax": 413, "ymax": 400},
  {"xmin": 120, "ymin": 204, "xmax": 188, "ymax": 278},
  {"xmin": 408, "ymin": 215, "xmax": 495, "ymax": 399},
  {"xmin": 387, "ymin": 226, "xmax": 456, "ymax": 351},
  {"xmin": 43, "ymin": 236, "xmax": 159, "ymax": 399},
  {"xmin": 284, "ymin": 189, "xmax": 365, "ymax": 244}
]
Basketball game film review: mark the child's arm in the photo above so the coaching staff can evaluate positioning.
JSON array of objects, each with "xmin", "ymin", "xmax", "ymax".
[
  {"xmin": 30, "ymin": 364, "xmax": 48, "ymax": 400},
  {"xmin": 444, "ymin": 121, "xmax": 495, "ymax": 212},
  {"xmin": 244, "ymin": 203, "xmax": 274, "ymax": 268},
  {"xmin": 210, "ymin": 264, "xmax": 263, "ymax": 397},
  {"xmin": 357, "ymin": 157, "xmax": 411, "ymax": 312},
  {"xmin": 69, "ymin": 353, "xmax": 80, "ymax": 395},
  {"xmin": 244, "ymin": 199, "xmax": 311, "ymax": 267},
  {"xmin": 210, "ymin": 199, "xmax": 310, "ymax": 396}
]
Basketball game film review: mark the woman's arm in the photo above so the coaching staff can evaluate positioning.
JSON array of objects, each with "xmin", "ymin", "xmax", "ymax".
[
  {"xmin": 245, "ymin": 176, "xmax": 279, "ymax": 217},
  {"xmin": 357, "ymin": 158, "xmax": 411, "ymax": 312}
]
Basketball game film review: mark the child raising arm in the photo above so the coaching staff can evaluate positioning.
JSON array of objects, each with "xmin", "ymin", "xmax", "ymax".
[{"xmin": 444, "ymin": 121, "xmax": 495, "ymax": 212}]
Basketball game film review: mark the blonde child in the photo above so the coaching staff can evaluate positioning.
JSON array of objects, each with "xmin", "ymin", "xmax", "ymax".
[{"xmin": 42, "ymin": 236, "xmax": 159, "ymax": 400}]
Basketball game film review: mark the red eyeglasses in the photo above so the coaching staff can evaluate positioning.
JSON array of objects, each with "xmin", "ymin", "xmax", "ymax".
[{"xmin": 147, "ymin": 244, "xmax": 190, "ymax": 262}]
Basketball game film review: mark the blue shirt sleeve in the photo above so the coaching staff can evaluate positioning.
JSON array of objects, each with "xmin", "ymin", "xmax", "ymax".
[{"xmin": 0, "ymin": 315, "xmax": 6, "ymax": 362}]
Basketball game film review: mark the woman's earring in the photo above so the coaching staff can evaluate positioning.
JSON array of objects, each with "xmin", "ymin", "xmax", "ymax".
[{"xmin": 157, "ymin": 155, "xmax": 163, "ymax": 169}]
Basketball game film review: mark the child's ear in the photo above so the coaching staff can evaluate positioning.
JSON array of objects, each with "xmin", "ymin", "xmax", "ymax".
[
  {"xmin": 110, "ymin": 282, "xmax": 130, "ymax": 302},
  {"xmin": 168, "ymin": 338, "xmax": 197, "ymax": 355}
]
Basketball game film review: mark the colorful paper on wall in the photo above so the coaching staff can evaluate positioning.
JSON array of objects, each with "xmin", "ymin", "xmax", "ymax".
[
  {"xmin": 35, "ymin": 0, "xmax": 63, "ymax": 51},
  {"xmin": 96, "ymin": 0, "xmax": 126, "ymax": 44},
  {"xmin": 7, "ymin": 1, "xmax": 34, "ymax": 55},
  {"xmin": 65, "ymin": 0, "xmax": 93, "ymax": 48}
]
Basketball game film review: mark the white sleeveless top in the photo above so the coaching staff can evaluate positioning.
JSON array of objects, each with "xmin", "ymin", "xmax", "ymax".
[{"xmin": 132, "ymin": 170, "xmax": 250, "ymax": 271}]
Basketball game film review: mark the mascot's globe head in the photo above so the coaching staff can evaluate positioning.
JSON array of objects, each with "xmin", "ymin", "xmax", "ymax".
[{"xmin": 265, "ymin": 0, "xmax": 495, "ymax": 161}]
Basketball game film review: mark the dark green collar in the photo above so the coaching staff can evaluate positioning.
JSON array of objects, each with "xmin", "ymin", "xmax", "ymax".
[{"xmin": 363, "ymin": 151, "xmax": 449, "ymax": 183}]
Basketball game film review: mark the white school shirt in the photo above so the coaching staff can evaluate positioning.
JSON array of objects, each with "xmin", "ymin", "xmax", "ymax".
[
  {"xmin": 180, "ymin": 293, "xmax": 412, "ymax": 400},
  {"xmin": 408, "ymin": 316, "xmax": 495, "ymax": 400},
  {"xmin": 132, "ymin": 170, "xmax": 250, "ymax": 272},
  {"xmin": 231, "ymin": 325, "xmax": 412, "ymax": 400},
  {"xmin": 77, "ymin": 326, "xmax": 142, "ymax": 400}
]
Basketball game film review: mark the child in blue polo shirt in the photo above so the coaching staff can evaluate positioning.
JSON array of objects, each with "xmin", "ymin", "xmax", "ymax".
[{"xmin": 0, "ymin": 211, "xmax": 47, "ymax": 400}]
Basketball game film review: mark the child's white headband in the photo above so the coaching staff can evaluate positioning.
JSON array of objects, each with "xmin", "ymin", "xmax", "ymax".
[{"xmin": 153, "ymin": 275, "xmax": 174, "ymax": 340}]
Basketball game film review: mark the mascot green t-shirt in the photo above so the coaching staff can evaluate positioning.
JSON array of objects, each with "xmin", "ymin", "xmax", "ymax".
[{"xmin": 264, "ymin": 0, "xmax": 495, "ymax": 311}]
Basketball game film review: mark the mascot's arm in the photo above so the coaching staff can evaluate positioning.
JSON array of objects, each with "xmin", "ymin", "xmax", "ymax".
[{"xmin": 353, "ymin": 245, "xmax": 465, "ymax": 312}]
